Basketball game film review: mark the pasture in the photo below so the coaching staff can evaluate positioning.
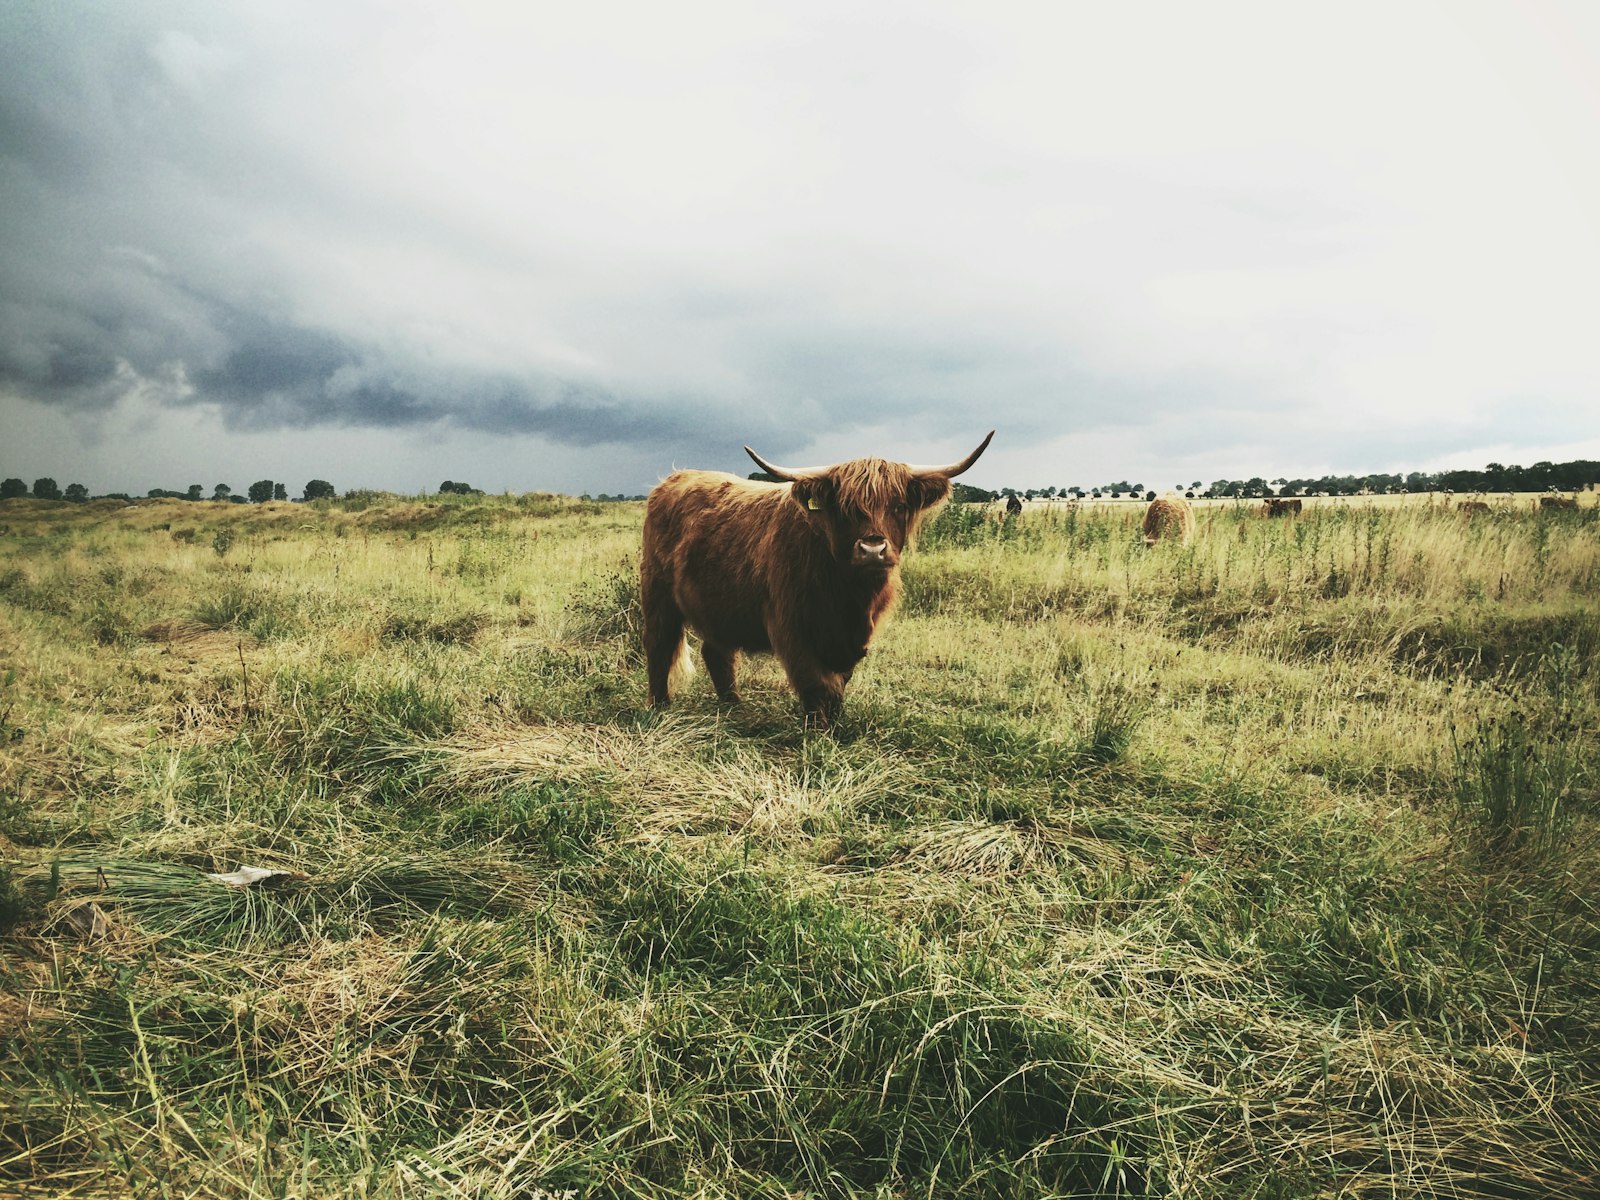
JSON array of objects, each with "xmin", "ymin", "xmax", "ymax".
[{"xmin": 1, "ymin": 491, "xmax": 1597, "ymax": 1198}]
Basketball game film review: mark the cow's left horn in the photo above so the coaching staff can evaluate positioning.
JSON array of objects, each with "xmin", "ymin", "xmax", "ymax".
[
  {"xmin": 743, "ymin": 446, "xmax": 828, "ymax": 481},
  {"xmin": 910, "ymin": 430, "xmax": 995, "ymax": 479}
]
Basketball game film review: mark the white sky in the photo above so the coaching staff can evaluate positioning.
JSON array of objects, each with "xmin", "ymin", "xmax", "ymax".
[{"xmin": 2, "ymin": 0, "xmax": 1598, "ymax": 495}]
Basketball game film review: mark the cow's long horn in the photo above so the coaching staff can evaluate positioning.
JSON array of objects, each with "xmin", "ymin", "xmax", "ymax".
[
  {"xmin": 743, "ymin": 446, "xmax": 829, "ymax": 481},
  {"xmin": 909, "ymin": 430, "xmax": 995, "ymax": 479}
]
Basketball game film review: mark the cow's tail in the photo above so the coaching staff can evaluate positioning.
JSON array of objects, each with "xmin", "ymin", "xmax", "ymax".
[{"xmin": 669, "ymin": 634, "xmax": 695, "ymax": 690}]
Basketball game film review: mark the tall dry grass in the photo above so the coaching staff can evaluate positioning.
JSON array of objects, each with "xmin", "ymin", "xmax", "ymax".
[{"xmin": 0, "ymin": 492, "xmax": 1596, "ymax": 1197}]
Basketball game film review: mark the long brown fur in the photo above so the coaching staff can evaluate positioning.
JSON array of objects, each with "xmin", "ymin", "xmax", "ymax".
[
  {"xmin": 1142, "ymin": 496, "xmax": 1194, "ymax": 547},
  {"xmin": 640, "ymin": 457, "xmax": 952, "ymax": 727}
]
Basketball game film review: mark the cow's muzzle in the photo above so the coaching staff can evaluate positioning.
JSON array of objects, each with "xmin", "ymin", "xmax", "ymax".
[{"xmin": 853, "ymin": 537, "xmax": 896, "ymax": 569}]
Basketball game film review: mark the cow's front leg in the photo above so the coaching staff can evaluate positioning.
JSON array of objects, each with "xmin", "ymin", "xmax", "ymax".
[
  {"xmin": 702, "ymin": 642, "xmax": 741, "ymax": 703},
  {"xmin": 787, "ymin": 664, "xmax": 847, "ymax": 729}
]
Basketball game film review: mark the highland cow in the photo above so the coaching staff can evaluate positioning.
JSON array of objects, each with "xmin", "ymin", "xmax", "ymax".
[
  {"xmin": 1142, "ymin": 496, "xmax": 1194, "ymax": 547},
  {"xmin": 641, "ymin": 432, "xmax": 994, "ymax": 727}
]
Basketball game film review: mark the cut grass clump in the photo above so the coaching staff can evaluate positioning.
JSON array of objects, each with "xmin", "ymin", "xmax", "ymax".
[
  {"xmin": 193, "ymin": 576, "xmax": 298, "ymax": 640},
  {"xmin": 379, "ymin": 607, "xmax": 489, "ymax": 645},
  {"xmin": 18, "ymin": 854, "xmax": 550, "ymax": 950},
  {"xmin": 1080, "ymin": 673, "xmax": 1151, "ymax": 763},
  {"xmin": 441, "ymin": 781, "xmax": 615, "ymax": 860},
  {"xmin": 1451, "ymin": 709, "xmax": 1577, "ymax": 855}
]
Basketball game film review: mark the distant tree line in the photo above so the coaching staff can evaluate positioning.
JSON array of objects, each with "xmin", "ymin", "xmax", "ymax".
[
  {"xmin": 7, "ymin": 457, "xmax": 1598, "ymax": 508},
  {"xmin": 1, "ymin": 477, "xmax": 339, "ymax": 503},
  {"xmin": 953, "ymin": 460, "xmax": 1600, "ymax": 502},
  {"xmin": 1200, "ymin": 460, "xmax": 1600, "ymax": 499}
]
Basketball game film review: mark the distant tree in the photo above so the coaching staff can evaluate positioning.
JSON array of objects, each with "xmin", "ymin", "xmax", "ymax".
[
  {"xmin": 273, "ymin": 482, "xmax": 287, "ymax": 501},
  {"xmin": 213, "ymin": 484, "xmax": 232, "ymax": 500},
  {"xmin": 950, "ymin": 482, "xmax": 995, "ymax": 504},
  {"xmin": 64, "ymin": 483, "xmax": 88, "ymax": 502},
  {"xmin": 438, "ymin": 480, "xmax": 481, "ymax": 495},
  {"xmin": 186, "ymin": 484, "xmax": 203, "ymax": 501},
  {"xmin": 32, "ymin": 478, "xmax": 61, "ymax": 500},
  {"xmin": 247, "ymin": 480, "xmax": 275, "ymax": 503},
  {"xmin": 303, "ymin": 479, "xmax": 336, "ymax": 501},
  {"xmin": 1, "ymin": 478, "xmax": 25, "ymax": 499}
]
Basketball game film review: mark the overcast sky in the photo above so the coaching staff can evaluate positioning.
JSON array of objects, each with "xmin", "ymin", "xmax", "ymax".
[{"xmin": 3, "ymin": 0, "xmax": 1599, "ymax": 497}]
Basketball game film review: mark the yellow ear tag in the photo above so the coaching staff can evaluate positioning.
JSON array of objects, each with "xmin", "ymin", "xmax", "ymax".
[{"xmin": 807, "ymin": 498, "xmax": 822, "ymax": 511}]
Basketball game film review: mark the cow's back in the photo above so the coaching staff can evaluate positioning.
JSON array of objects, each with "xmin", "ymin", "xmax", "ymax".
[{"xmin": 643, "ymin": 471, "xmax": 794, "ymax": 652}]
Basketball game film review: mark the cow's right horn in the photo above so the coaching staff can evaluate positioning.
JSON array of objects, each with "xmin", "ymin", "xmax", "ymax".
[
  {"xmin": 743, "ymin": 446, "xmax": 828, "ymax": 481},
  {"xmin": 909, "ymin": 430, "xmax": 995, "ymax": 479}
]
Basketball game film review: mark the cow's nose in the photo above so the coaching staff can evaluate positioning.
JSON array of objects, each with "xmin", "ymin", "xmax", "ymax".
[{"xmin": 855, "ymin": 536, "xmax": 890, "ymax": 564}]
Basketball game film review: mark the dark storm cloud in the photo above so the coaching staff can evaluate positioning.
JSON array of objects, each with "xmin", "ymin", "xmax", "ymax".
[{"xmin": 0, "ymin": 0, "xmax": 1171, "ymax": 465}]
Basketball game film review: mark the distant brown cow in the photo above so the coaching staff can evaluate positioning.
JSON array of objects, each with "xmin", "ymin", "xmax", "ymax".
[
  {"xmin": 1458, "ymin": 500, "xmax": 1491, "ymax": 516},
  {"xmin": 1263, "ymin": 497, "xmax": 1302, "ymax": 517},
  {"xmin": 1142, "ymin": 497, "xmax": 1194, "ymax": 546},
  {"xmin": 641, "ymin": 432, "xmax": 995, "ymax": 727},
  {"xmin": 1539, "ymin": 495, "xmax": 1578, "ymax": 511}
]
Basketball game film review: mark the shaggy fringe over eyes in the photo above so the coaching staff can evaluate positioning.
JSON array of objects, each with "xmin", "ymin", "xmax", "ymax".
[
  {"xmin": 827, "ymin": 458, "xmax": 912, "ymax": 517},
  {"xmin": 824, "ymin": 458, "xmax": 950, "ymax": 543}
]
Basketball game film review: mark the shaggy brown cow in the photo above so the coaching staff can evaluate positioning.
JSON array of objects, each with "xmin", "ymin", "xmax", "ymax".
[
  {"xmin": 1539, "ymin": 495, "xmax": 1578, "ymax": 511},
  {"xmin": 1263, "ymin": 497, "xmax": 1303, "ymax": 517},
  {"xmin": 1458, "ymin": 500, "xmax": 1491, "ymax": 516},
  {"xmin": 641, "ymin": 432, "xmax": 994, "ymax": 726},
  {"xmin": 1142, "ymin": 496, "xmax": 1194, "ymax": 546}
]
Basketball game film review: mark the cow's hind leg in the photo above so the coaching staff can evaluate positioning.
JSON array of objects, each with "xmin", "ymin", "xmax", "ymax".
[
  {"xmin": 641, "ymin": 578, "xmax": 687, "ymax": 709},
  {"xmin": 702, "ymin": 642, "xmax": 741, "ymax": 703}
]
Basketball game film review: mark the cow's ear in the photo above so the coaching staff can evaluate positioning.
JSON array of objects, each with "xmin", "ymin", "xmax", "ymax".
[
  {"xmin": 790, "ymin": 477, "xmax": 833, "ymax": 513},
  {"xmin": 909, "ymin": 476, "xmax": 952, "ymax": 510}
]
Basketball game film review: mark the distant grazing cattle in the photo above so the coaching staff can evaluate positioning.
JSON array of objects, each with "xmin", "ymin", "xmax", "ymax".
[
  {"xmin": 1458, "ymin": 500, "xmax": 1491, "ymax": 516},
  {"xmin": 641, "ymin": 432, "xmax": 995, "ymax": 727},
  {"xmin": 1539, "ymin": 495, "xmax": 1578, "ymax": 511},
  {"xmin": 1142, "ymin": 496, "xmax": 1194, "ymax": 547},
  {"xmin": 1144, "ymin": 490, "xmax": 1156, "ymax": 502},
  {"xmin": 1005, "ymin": 494, "xmax": 1023, "ymax": 515},
  {"xmin": 1263, "ymin": 498, "xmax": 1302, "ymax": 517}
]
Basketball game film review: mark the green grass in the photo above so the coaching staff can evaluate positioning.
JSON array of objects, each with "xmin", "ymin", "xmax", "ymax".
[{"xmin": 1, "ymin": 492, "xmax": 1597, "ymax": 1197}]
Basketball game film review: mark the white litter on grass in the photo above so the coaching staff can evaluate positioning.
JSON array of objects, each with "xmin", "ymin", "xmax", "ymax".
[{"xmin": 203, "ymin": 865, "xmax": 291, "ymax": 888}]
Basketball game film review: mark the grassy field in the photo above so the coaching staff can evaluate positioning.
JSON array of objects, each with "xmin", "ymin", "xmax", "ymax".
[{"xmin": 1, "ymin": 490, "xmax": 1597, "ymax": 1198}]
